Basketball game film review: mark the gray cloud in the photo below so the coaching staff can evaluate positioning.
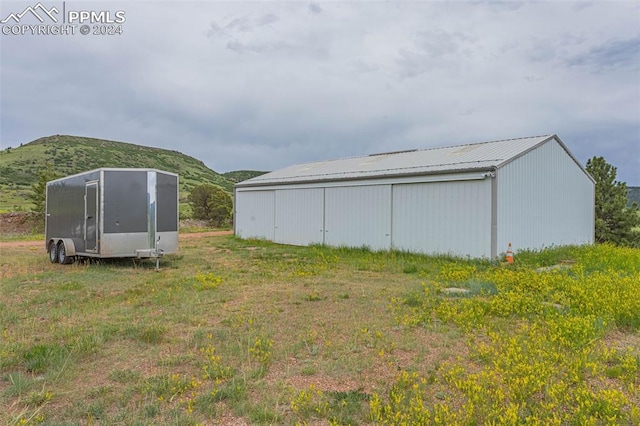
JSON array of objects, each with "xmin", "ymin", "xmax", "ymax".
[
  {"xmin": 1, "ymin": 1, "xmax": 638, "ymax": 185},
  {"xmin": 395, "ymin": 28, "xmax": 475, "ymax": 79},
  {"xmin": 308, "ymin": 3, "xmax": 322, "ymax": 15},
  {"xmin": 567, "ymin": 37, "xmax": 640, "ymax": 72}
]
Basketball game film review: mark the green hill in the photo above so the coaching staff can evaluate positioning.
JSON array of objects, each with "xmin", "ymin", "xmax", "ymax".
[
  {"xmin": 223, "ymin": 170, "xmax": 268, "ymax": 184},
  {"xmin": 0, "ymin": 135, "xmax": 258, "ymax": 213}
]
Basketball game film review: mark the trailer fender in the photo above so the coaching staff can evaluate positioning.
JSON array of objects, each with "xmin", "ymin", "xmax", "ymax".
[
  {"xmin": 58, "ymin": 238, "xmax": 77, "ymax": 256},
  {"xmin": 48, "ymin": 238, "xmax": 77, "ymax": 256}
]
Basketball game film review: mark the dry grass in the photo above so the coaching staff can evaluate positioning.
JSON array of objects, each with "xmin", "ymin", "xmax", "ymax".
[
  {"xmin": 1, "ymin": 237, "xmax": 638, "ymax": 425},
  {"xmin": 0, "ymin": 236, "xmax": 446, "ymax": 424}
]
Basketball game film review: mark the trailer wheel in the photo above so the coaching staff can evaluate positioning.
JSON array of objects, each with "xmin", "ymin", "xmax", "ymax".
[
  {"xmin": 48, "ymin": 240, "xmax": 58, "ymax": 263},
  {"xmin": 57, "ymin": 241, "xmax": 73, "ymax": 265}
]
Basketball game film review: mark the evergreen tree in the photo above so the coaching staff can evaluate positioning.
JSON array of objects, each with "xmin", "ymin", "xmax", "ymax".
[
  {"xmin": 187, "ymin": 184, "xmax": 233, "ymax": 227},
  {"xmin": 585, "ymin": 157, "xmax": 639, "ymax": 247},
  {"xmin": 29, "ymin": 163, "xmax": 60, "ymax": 214}
]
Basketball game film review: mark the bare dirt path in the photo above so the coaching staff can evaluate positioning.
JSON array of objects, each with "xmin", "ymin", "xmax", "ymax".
[
  {"xmin": 0, "ymin": 240, "xmax": 43, "ymax": 248},
  {"xmin": 179, "ymin": 230, "xmax": 233, "ymax": 239},
  {"xmin": 0, "ymin": 230, "xmax": 234, "ymax": 249}
]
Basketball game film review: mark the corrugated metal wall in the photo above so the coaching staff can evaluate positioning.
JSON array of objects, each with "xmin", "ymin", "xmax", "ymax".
[
  {"xmin": 234, "ymin": 138, "xmax": 593, "ymax": 257},
  {"xmin": 235, "ymin": 190, "xmax": 275, "ymax": 240},
  {"xmin": 325, "ymin": 185, "xmax": 392, "ymax": 250},
  {"xmin": 275, "ymin": 188, "xmax": 324, "ymax": 246},
  {"xmin": 392, "ymin": 179, "xmax": 492, "ymax": 257},
  {"xmin": 235, "ymin": 175, "xmax": 493, "ymax": 256},
  {"xmin": 497, "ymin": 138, "xmax": 594, "ymax": 254}
]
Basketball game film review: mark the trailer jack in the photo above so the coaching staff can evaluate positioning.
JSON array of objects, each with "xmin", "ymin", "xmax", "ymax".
[{"xmin": 134, "ymin": 248, "xmax": 165, "ymax": 271}]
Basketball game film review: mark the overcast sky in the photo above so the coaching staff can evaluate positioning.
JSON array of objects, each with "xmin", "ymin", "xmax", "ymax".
[{"xmin": 1, "ymin": 1, "xmax": 638, "ymax": 184}]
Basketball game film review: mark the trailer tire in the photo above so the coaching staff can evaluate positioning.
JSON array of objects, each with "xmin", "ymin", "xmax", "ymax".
[
  {"xmin": 57, "ymin": 241, "xmax": 73, "ymax": 265},
  {"xmin": 48, "ymin": 240, "xmax": 58, "ymax": 263}
]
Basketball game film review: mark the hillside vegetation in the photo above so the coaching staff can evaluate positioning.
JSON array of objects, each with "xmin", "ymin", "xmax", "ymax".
[
  {"xmin": 223, "ymin": 170, "xmax": 268, "ymax": 184},
  {"xmin": 0, "ymin": 135, "xmax": 265, "ymax": 213}
]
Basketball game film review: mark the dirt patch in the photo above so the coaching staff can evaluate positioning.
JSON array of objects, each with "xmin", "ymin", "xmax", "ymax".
[
  {"xmin": 603, "ymin": 329, "xmax": 640, "ymax": 353},
  {"xmin": 179, "ymin": 219, "xmax": 214, "ymax": 228},
  {"xmin": 0, "ymin": 212, "xmax": 42, "ymax": 235},
  {"xmin": 180, "ymin": 230, "xmax": 233, "ymax": 239},
  {"xmin": 0, "ymin": 240, "xmax": 42, "ymax": 248},
  {"xmin": 264, "ymin": 357, "xmax": 362, "ymax": 393}
]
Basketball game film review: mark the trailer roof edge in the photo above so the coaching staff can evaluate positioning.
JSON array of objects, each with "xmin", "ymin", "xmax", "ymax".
[{"xmin": 46, "ymin": 168, "xmax": 179, "ymax": 185}]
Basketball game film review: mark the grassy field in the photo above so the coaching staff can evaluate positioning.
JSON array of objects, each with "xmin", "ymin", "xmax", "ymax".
[
  {"xmin": 0, "ymin": 184, "xmax": 33, "ymax": 213},
  {"xmin": 1, "ymin": 237, "xmax": 639, "ymax": 425}
]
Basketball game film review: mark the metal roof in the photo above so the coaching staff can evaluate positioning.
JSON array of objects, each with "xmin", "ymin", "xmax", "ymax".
[{"xmin": 236, "ymin": 134, "xmax": 586, "ymax": 187}]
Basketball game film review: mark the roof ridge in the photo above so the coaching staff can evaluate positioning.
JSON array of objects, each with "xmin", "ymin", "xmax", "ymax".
[
  {"xmin": 413, "ymin": 134, "xmax": 552, "ymax": 154},
  {"xmin": 288, "ymin": 134, "xmax": 553, "ymax": 166}
]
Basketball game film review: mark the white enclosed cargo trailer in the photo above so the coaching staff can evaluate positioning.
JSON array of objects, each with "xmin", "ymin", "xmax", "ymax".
[{"xmin": 45, "ymin": 168, "xmax": 179, "ymax": 264}]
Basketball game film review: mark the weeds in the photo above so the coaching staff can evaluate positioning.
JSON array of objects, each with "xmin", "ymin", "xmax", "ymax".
[
  {"xmin": 290, "ymin": 384, "xmax": 329, "ymax": 419},
  {"xmin": 1, "ymin": 239, "xmax": 639, "ymax": 424},
  {"xmin": 22, "ymin": 343, "xmax": 68, "ymax": 374},
  {"xmin": 199, "ymin": 335, "xmax": 234, "ymax": 381},
  {"xmin": 376, "ymin": 244, "xmax": 640, "ymax": 424},
  {"xmin": 249, "ymin": 335, "xmax": 273, "ymax": 367},
  {"xmin": 193, "ymin": 271, "xmax": 223, "ymax": 291}
]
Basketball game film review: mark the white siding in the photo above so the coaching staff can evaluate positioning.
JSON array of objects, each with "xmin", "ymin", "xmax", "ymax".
[
  {"xmin": 325, "ymin": 185, "xmax": 392, "ymax": 250},
  {"xmin": 275, "ymin": 188, "xmax": 324, "ymax": 246},
  {"xmin": 235, "ymin": 190, "xmax": 275, "ymax": 240},
  {"xmin": 497, "ymin": 138, "xmax": 594, "ymax": 253},
  {"xmin": 392, "ymin": 179, "xmax": 492, "ymax": 258},
  {"xmin": 234, "ymin": 136, "xmax": 594, "ymax": 258}
]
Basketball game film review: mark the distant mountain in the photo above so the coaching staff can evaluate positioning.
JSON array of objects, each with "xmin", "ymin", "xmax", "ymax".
[
  {"xmin": 223, "ymin": 170, "xmax": 268, "ymax": 184},
  {"xmin": 0, "ymin": 135, "xmax": 252, "ymax": 212},
  {"xmin": 628, "ymin": 186, "xmax": 640, "ymax": 207}
]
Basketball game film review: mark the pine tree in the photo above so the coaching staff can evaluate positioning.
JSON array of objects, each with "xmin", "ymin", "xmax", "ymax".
[
  {"xmin": 585, "ymin": 157, "xmax": 640, "ymax": 247},
  {"xmin": 29, "ymin": 163, "xmax": 60, "ymax": 214},
  {"xmin": 187, "ymin": 184, "xmax": 232, "ymax": 227}
]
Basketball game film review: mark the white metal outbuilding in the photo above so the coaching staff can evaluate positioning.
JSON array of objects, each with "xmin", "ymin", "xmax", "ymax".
[{"xmin": 234, "ymin": 135, "xmax": 595, "ymax": 258}]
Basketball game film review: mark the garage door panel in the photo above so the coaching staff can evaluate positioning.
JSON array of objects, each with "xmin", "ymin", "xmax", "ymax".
[
  {"xmin": 325, "ymin": 185, "xmax": 391, "ymax": 250},
  {"xmin": 235, "ymin": 190, "xmax": 275, "ymax": 240},
  {"xmin": 275, "ymin": 189, "xmax": 324, "ymax": 246},
  {"xmin": 392, "ymin": 180, "xmax": 491, "ymax": 257}
]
